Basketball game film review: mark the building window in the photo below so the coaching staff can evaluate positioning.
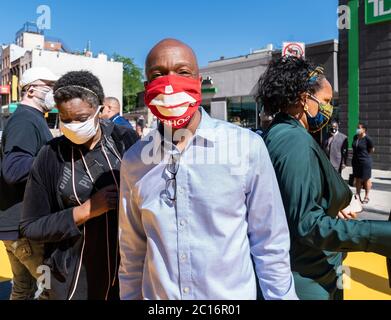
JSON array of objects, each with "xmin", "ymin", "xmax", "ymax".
[{"xmin": 227, "ymin": 96, "xmax": 257, "ymax": 128}]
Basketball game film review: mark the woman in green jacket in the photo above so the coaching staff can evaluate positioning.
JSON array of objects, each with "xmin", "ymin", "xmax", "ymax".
[{"xmin": 258, "ymin": 56, "xmax": 391, "ymax": 300}]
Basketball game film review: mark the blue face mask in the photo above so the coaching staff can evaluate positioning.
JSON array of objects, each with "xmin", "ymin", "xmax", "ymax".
[{"xmin": 305, "ymin": 94, "xmax": 334, "ymax": 133}]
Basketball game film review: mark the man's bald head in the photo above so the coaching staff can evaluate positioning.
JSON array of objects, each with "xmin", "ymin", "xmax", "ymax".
[
  {"xmin": 145, "ymin": 38, "xmax": 200, "ymax": 82},
  {"xmin": 104, "ymin": 97, "xmax": 120, "ymax": 109}
]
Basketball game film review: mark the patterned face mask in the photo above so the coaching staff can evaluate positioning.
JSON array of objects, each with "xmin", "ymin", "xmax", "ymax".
[
  {"xmin": 304, "ymin": 94, "xmax": 334, "ymax": 133},
  {"xmin": 144, "ymin": 75, "xmax": 202, "ymax": 129}
]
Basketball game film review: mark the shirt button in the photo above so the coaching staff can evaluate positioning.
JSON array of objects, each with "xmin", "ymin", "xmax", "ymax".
[
  {"xmin": 178, "ymin": 187, "xmax": 184, "ymax": 194},
  {"xmin": 180, "ymin": 254, "xmax": 187, "ymax": 262},
  {"xmin": 180, "ymin": 219, "xmax": 187, "ymax": 227},
  {"xmin": 183, "ymin": 287, "xmax": 190, "ymax": 294}
]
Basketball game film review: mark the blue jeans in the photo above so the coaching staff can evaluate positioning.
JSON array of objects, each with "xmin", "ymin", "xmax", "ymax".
[{"xmin": 3, "ymin": 239, "xmax": 45, "ymax": 300}]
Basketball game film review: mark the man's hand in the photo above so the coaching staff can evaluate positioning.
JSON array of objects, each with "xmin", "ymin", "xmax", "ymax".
[{"xmin": 73, "ymin": 185, "xmax": 118, "ymax": 225}]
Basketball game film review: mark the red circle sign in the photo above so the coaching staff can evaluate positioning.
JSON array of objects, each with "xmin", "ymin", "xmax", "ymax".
[{"xmin": 283, "ymin": 43, "xmax": 305, "ymax": 58}]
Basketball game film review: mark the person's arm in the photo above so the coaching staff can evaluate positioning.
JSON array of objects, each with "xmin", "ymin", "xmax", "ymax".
[
  {"xmin": 118, "ymin": 156, "xmax": 147, "ymax": 300},
  {"xmin": 2, "ymin": 150, "xmax": 34, "ymax": 185},
  {"xmin": 246, "ymin": 137, "xmax": 298, "ymax": 300},
  {"xmin": 322, "ymin": 136, "xmax": 329, "ymax": 153},
  {"xmin": 2, "ymin": 120, "xmax": 39, "ymax": 184},
  {"xmin": 279, "ymin": 140, "xmax": 391, "ymax": 257},
  {"xmin": 367, "ymin": 136, "xmax": 375, "ymax": 154}
]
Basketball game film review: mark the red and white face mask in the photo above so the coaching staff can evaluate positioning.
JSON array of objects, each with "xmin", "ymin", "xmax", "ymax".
[{"xmin": 144, "ymin": 75, "xmax": 202, "ymax": 129}]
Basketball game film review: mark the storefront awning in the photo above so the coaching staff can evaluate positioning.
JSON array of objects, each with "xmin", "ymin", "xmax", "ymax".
[{"xmin": 1, "ymin": 104, "xmax": 59, "ymax": 115}]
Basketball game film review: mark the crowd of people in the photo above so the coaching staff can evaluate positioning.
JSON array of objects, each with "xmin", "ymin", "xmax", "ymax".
[{"xmin": 0, "ymin": 38, "xmax": 390, "ymax": 301}]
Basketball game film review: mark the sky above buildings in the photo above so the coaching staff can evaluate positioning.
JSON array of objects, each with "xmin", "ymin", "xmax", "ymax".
[{"xmin": 0, "ymin": 0, "xmax": 339, "ymax": 69}]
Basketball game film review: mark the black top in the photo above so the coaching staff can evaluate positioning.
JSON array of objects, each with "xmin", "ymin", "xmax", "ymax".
[
  {"xmin": 58, "ymin": 134, "xmax": 121, "ymax": 300},
  {"xmin": 20, "ymin": 121, "xmax": 139, "ymax": 300},
  {"xmin": 2, "ymin": 104, "xmax": 52, "ymax": 156},
  {"xmin": 352, "ymin": 135, "xmax": 374, "ymax": 164},
  {"xmin": 0, "ymin": 104, "xmax": 52, "ymax": 235}
]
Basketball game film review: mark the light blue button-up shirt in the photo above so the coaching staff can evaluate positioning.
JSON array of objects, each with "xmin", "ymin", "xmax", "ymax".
[{"xmin": 119, "ymin": 108, "xmax": 297, "ymax": 300}]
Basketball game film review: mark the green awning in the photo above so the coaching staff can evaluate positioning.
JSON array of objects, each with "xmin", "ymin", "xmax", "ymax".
[
  {"xmin": 1, "ymin": 104, "xmax": 58, "ymax": 114},
  {"xmin": 202, "ymin": 87, "xmax": 218, "ymax": 94}
]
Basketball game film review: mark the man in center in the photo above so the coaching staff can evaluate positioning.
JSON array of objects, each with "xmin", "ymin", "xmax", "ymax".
[{"xmin": 118, "ymin": 39, "xmax": 298, "ymax": 300}]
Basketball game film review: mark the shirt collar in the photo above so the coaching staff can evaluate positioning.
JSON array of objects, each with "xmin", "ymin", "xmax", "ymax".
[
  {"xmin": 272, "ymin": 112, "xmax": 306, "ymax": 129},
  {"xmin": 195, "ymin": 107, "xmax": 217, "ymax": 144},
  {"xmin": 149, "ymin": 107, "xmax": 216, "ymax": 158}
]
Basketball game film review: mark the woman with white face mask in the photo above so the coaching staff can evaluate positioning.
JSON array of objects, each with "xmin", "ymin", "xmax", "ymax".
[{"xmin": 19, "ymin": 71, "xmax": 139, "ymax": 300}]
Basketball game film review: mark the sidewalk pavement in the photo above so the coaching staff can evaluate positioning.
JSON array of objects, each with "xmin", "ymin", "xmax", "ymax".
[{"xmin": 342, "ymin": 167, "xmax": 391, "ymax": 217}]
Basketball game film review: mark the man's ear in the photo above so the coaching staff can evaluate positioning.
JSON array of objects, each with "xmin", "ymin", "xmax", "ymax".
[
  {"xmin": 26, "ymin": 86, "xmax": 35, "ymax": 98},
  {"xmin": 199, "ymin": 76, "xmax": 203, "ymax": 83},
  {"xmin": 144, "ymin": 81, "xmax": 149, "ymax": 88}
]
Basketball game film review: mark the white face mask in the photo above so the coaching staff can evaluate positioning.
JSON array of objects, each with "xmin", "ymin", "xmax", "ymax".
[
  {"xmin": 33, "ymin": 87, "xmax": 56, "ymax": 112},
  {"xmin": 60, "ymin": 107, "xmax": 101, "ymax": 145}
]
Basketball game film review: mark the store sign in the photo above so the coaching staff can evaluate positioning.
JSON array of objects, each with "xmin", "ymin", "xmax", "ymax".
[
  {"xmin": 366, "ymin": 0, "xmax": 391, "ymax": 25},
  {"xmin": 0, "ymin": 85, "xmax": 10, "ymax": 95},
  {"xmin": 282, "ymin": 42, "xmax": 305, "ymax": 59}
]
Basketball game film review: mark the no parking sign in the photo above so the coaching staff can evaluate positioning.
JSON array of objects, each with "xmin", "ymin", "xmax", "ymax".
[{"xmin": 282, "ymin": 42, "xmax": 306, "ymax": 59}]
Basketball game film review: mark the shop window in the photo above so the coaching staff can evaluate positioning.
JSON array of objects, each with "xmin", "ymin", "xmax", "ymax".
[{"xmin": 227, "ymin": 96, "xmax": 256, "ymax": 128}]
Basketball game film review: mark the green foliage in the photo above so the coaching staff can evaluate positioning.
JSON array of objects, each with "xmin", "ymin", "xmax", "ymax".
[{"xmin": 112, "ymin": 53, "xmax": 144, "ymax": 113}]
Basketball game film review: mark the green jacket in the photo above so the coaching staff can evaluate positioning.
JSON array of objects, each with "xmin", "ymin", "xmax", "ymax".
[{"xmin": 263, "ymin": 112, "xmax": 391, "ymax": 300}]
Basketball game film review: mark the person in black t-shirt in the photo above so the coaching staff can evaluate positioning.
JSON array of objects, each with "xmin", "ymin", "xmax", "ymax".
[
  {"xmin": 0, "ymin": 67, "xmax": 58, "ymax": 300},
  {"xmin": 352, "ymin": 123, "xmax": 375, "ymax": 204}
]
